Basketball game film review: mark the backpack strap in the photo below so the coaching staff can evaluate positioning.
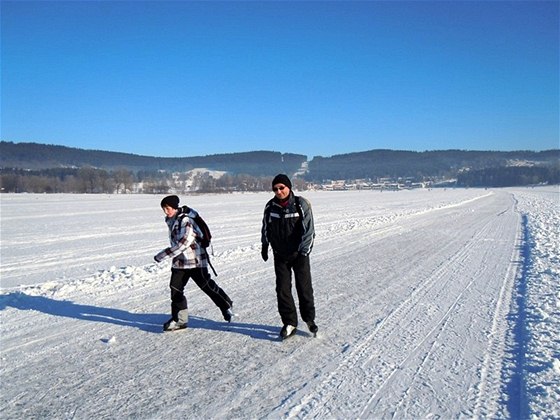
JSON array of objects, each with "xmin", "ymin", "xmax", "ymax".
[
  {"xmin": 206, "ymin": 253, "xmax": 218, "ymax": 277},
  {"xmin": 265, "ymin": 196, "xmax": 303, "ymax": 222},
  {"xmin": 178, "ymin": 206, "xmax": 201, "ymax": 242}
]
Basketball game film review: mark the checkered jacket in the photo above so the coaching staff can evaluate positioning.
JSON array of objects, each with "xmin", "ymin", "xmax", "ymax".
[{"xmin": 154, "ymin": 208, "xmax": 208, "ymax": 269}]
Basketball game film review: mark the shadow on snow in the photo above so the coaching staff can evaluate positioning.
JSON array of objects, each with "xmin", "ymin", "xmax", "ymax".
[
  {"xmin": 188, "ymin": 316, "xmax": 281, "ymax": 341},
  {"xmin": 503, "ymin": 214, "xmax": 532, "ymax": 419},
  {"xmin": 0, "ymin": 291, "xmax": 279, "ymax": 340}
]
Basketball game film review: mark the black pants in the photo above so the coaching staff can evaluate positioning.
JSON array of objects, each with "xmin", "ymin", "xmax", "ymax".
[
  {"xmin": 169, "ymin": 267, "xmax": 232, "ymax": 320},
  {"xmin": 273, "ymin": 253, "xmax": 315, "ymax": 327}
]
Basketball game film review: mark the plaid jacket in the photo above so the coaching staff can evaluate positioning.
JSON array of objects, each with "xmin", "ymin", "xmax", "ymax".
[{"xmin": 154, "ymin": 208, "xmax": 208, "ymax": 269}]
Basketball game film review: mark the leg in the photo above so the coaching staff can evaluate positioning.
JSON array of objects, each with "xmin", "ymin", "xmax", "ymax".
[
  {"xmin": 191, "ymin": 267, "xmax": 233, "ymax": 315},
  {"xmin": 293, "ymin": 254, "xmax": 316, "ymax": 323},
  {"xmin": 274, "ymin": 254, "xmax": 298, "ymax": 327},
  {"xmin": 169, "ymin": 268, "xmax": 189, "ymax": 325}
]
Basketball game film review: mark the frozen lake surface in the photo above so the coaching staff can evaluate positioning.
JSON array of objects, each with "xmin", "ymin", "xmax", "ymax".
[{"xmin": 1, "ymin": 187, "xmax": 558, "ymax": 418}]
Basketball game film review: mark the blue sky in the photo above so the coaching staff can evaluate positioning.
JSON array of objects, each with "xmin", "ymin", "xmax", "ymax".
[{"xmin": 2, "ymin": 1, "xmax": 558, "ymax": 159}]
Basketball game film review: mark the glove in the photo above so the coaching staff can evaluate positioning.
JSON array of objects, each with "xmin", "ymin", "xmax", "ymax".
[
  {"xmin": 154, "ymin": 254, "xmax": 163, "ymax": 263},
  {"xmin": 261, "ymin": 246, "xmax": 268, "ymax": 262}
]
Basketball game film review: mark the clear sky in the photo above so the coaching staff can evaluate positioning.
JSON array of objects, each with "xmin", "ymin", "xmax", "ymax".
[{"xmin": 1, "ymin": 1, "xmax": 558, "ymax": 159}]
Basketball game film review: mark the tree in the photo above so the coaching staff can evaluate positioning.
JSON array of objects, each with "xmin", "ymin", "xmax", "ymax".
[{"xmin": 114, "ymin": 169, "xmax": 134, "ymax": 193}]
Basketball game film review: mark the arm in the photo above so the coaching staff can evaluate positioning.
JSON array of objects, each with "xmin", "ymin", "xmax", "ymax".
[
  {"xmin": 261, "ymin": 202, "xmax": 271, "ymax": 249},
  {"xmin": 261, "ymin": 203, "xmax": 271, "ymax": 261},
  {"xmin": 298, "ymin": 198, "xmax": 315, "ymax": 256},
  {"xmin": 154, "ymin": 216, "xmax": 197, "ymax": 262}
]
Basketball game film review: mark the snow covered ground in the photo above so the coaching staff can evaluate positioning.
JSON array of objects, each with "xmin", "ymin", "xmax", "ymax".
[{"xmin": 1, "ymin": 187, "xmax": 558, "ymax": 419}]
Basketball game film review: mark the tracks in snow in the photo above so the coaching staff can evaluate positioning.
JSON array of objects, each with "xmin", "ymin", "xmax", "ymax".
[
  {"xmin": 283, "ymin": 191, "xmax": 520, "ymax": 418},
  {"xmin": 1, "ymin": 190, "xmax": 525, "ymax": 419}
]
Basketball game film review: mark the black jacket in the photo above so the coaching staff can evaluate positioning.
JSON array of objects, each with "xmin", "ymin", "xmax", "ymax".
[{"xmin": 261, "ymin": 192, "xmax": 315, "ymax": 258}]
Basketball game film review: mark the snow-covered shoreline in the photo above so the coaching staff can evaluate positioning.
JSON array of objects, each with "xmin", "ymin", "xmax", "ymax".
[
  {"xmin": 505, "ymin": 187, "xmax": 559, "ymax": 419},
  {"xmin": 1, "ymin": 187, "xmax": 558, "ymax": 418}
]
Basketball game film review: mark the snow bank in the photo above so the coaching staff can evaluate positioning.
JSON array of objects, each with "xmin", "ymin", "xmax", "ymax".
[{"xmin": 508, "ymin": 187, "xmax": 560, "ymax": 419}]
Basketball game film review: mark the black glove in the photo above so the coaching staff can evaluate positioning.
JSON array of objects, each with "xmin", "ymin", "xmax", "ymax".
[{"xmin": 261, "ymin": 246, "xmax": 268, "ymax": 262}]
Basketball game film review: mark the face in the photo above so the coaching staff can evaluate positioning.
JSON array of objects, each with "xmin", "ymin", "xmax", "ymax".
[
  {"xmin": 162, "ymin": 205, "xmax": 178, "ymax": 218},
  {"xmin": 273, "ymin": 183, "xmax": 290, "ymax": 200}
]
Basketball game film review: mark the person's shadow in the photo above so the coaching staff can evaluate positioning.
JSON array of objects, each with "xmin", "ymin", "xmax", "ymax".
[
  {"xmin": 187, "ymin": 316, "xmax": 282, "ymax": 341},
  {"xmin": 0, "ymin": 292, "xmax": 280, "ymax": 340}
]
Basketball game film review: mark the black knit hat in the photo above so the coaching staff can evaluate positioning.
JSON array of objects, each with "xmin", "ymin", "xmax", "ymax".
[
  {"xmin": 272, "ymin": 174, "xmax": 292, "ymax": 190},
  {"xmin": 160, "ymin": 195, "xmax": 180, "ymax": 209}
]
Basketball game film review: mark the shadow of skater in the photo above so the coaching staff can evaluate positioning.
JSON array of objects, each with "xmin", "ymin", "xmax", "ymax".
[
  {"xmin": 187, "ymin": 316, "xmax": 282, "ymax": 341},
  {"xmin": 1, "ymin": 292, "xmax": 282, "ymax": 340},
  {"xmin": 0, "ymin": 292, "xmax": 165, "ymax": 333}
]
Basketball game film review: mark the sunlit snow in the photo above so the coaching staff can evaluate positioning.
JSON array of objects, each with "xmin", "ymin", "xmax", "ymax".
[{"xmin": 1, "ymin": 187, "xmax": 558, "ymax": 418}]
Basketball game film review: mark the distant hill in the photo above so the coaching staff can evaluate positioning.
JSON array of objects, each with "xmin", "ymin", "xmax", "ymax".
[
  {"xmin": 306, "ymin": 149, "xmax": 559, "ymax": 182},
  {"xmin": 1, "ymin": 141, "xmax": 558, "ymax": 186},
  {"xmin": 0, "ymin": 141, "xmax": 306, "ymax": 177}
]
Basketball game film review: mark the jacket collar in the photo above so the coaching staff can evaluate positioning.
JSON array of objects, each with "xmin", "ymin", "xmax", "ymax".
[{"xmin": 273, "ymin": 191, "xmax": 294, "ymax": 207}]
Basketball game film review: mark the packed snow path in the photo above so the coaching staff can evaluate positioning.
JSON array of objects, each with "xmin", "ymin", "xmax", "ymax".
[{"xmin": 1, "ymin": 188, "xmax": 557, "ymax": 418}]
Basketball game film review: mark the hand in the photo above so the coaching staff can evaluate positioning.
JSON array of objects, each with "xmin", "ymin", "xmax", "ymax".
[
  {"xmin": 154, "ymin": 255, "xmax": 162, "ymax": 263},
  {"xmin": 261, "ymin": 246, "xmax": 268, "ymax": 262}
]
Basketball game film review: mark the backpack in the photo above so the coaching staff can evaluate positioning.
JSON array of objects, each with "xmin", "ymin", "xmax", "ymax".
[
  {"xmin": 179, "ymin": 205, "xmax": 212, "ymax": 248},
  {"xmin": 178, "ymin": 205, "xmax": 217, "ymax": 275}
]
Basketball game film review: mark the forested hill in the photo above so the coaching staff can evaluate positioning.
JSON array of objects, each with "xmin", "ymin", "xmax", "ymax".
[
  {"xmin": 0, "ymin": 141, "xmax": 306, "ymax": 177},
  {"xmin": 307, "ymin": 149, "xmax": 559, "ymax": 182},
  {"xmin": 1, "ymin": 141, "xmax": 558, "ymax": 185}
]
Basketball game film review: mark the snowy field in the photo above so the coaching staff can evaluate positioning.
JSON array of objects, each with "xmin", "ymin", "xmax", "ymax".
[{"xmin": 1, "ymin": 187, "xmax": 558, "ymax": 419}]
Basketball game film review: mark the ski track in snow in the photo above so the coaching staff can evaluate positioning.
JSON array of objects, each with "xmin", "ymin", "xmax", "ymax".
[{"xmin": 0, "ymin": 188, "xmax": 558, "ymax": 419}]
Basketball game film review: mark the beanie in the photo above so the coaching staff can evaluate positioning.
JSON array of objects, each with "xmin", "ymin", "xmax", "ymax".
[
  {"xmin": 272, "ymin": 174, "xmax": 292, "ymax": 190},
  {"xmin": 160, "ymin": 195, "xmax": 180, "ymax": 209}
]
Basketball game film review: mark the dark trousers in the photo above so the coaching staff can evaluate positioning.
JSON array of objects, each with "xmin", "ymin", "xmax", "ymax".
[
  {"xmin": 273, "ymin": 253, "xmax": 315, "ymax": 327},
  {"xmin": 169, "ymin": 267, "xmax": 232, "ymax": 320}
]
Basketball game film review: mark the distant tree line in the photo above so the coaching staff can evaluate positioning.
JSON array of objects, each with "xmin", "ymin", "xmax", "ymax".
[
  {"xmin": 0, "ymin": 167, "xmax": 134, "ymax": 193},
  {"xmin": 2, "ymin": 142, "xmax": 559, "ymax": 190},
  {"xmin": 456, "ymin": 166, "xmax": 560, "ymax": 188},
  {"xmin": 306, "ymin": 149, "xmax": 559, "ymax": 182},
  {"xmin": 0, "ymin": 141, "xmax": 307, "ymax": 176},
  {"xmin": 0, "ymin": 167, "xmax": 308, "ymax": 194}
]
